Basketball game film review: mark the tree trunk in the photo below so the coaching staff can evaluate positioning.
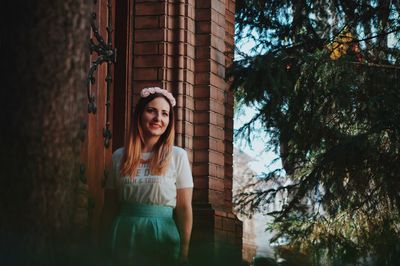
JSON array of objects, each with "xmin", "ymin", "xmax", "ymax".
[{"xmin": 1, "ymin": 1, "xmax": 89, "ymax": 265}]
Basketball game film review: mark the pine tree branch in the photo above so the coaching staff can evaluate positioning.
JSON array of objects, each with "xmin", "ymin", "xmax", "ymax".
[{"xmin": 348, "ymin": 61, "xmax": 400, "ymax": 70}]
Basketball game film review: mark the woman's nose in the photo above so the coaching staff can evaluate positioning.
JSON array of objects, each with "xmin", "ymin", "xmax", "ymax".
[{"xmin": 153, "ymin": 112, "xmax": 161, "ymax": 121}]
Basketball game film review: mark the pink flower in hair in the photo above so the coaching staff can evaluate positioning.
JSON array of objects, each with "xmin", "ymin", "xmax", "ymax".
[
  {"xmin": 140, "ymin": 87, "xmax": 176, "ymax": 107},
  {"xmin": 169, "ymin": 97, "xmax": 176, "ymax": 107},
  {"xmin": 140, "ymin": 90, "xmax": 150, "ymax": 97}
]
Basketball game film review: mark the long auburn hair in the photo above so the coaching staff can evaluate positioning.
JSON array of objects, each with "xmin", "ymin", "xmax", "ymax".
[{"xmin": 120, "ymin": 93, "xmax": 175, "ymax": 177}]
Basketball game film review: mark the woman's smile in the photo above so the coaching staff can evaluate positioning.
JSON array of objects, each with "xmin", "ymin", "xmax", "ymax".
[{"xmin": 150, "ymin": 122, "xmax": 162, "ymax": 128}]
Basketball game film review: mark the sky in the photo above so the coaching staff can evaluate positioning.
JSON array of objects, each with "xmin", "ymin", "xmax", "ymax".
[{"xmin": 233, "ymin": 104, "xmax": 283, "ymax": 175}]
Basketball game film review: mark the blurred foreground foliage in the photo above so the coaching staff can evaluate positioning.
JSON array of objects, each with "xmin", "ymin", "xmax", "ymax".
[{"xmin": 231, "ymin": 0, "xmax": 400, "ymax": 265}]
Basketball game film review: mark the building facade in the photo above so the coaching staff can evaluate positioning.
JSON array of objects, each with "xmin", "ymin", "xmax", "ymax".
[{"xmin": 80, "ymin": 0, "xmax": 242, "ymax": 254}]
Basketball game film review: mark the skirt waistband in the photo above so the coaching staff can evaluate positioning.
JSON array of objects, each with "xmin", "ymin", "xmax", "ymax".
[{"xmin": 118, "ymin": 203, "xmax": 173, "ymax": 218}]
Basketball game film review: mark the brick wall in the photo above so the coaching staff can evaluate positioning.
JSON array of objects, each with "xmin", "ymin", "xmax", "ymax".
[{"xmin": 130, "ymin": 0, "xmax": 241, "ymax": 245}]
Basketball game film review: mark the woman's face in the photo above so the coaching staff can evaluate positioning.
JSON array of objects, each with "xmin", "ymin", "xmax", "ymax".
[{"xmin": 140, "ymin": 96, "xmax": 171, "ymax": 140}]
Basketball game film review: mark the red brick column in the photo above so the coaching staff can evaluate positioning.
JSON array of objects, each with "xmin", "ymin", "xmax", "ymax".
[
  {"xmin": 130, "ymin": 0, "xmax": 241, "ymax": 244},
  {"xmin": 132, "ymin": 0, "xmax": 165, "ymax": 92},
  {"xmin": 193, "ymin": 0, "xmax": 242, "ymax": 245},
  {"xmin": 132, "ymin": 0, "xmax": 195, "ymax": 151},
  {"xmin": 219, "ymin": 0, "xmax": 243, "ymax": 245}
]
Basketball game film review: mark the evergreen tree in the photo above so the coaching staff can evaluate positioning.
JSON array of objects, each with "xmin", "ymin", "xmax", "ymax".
[{"xmin": 232, "ymin": 0, "xmax": 400, "ymax": 264}]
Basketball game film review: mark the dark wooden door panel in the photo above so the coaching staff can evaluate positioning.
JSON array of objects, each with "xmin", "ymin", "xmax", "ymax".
[{"xmin": 80, "ymin": 0, "xmax": 116, "ymax": 240}]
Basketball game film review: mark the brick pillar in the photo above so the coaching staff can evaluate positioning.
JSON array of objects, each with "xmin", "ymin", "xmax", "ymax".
[
  {"xmin": 130, "ymin": 0, "xmax": 241, "ymax": 245},
  {"xmin": 193, "ymin": 0, "xmax": 242, "ymax": 245},
  {"xmin": 132, "ymin": 0, "xmax": 165, "ymax": 93},
  {"xmin": 132, "ymin": 0, "xmax": 195, "ymax": 151},
  {"xmin": 219, "ymin": 0, "xmax": 243, "ymax": 245}
]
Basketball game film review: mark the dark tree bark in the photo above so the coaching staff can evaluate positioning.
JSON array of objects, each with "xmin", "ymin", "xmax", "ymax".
[{"xmin": 1, "ymin": 1, "xmax": 90, "ymax": 265}]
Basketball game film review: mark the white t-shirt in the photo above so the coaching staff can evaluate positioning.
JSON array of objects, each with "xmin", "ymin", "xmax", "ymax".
[{"xmin": 105, "ymin": 146, "xmax": 193, "ymax": 207}]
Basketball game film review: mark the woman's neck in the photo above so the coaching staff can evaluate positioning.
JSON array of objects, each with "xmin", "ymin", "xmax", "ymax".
[{"xmin": 142, "ymin": 137, "xmax": 159, "ymax": 152}]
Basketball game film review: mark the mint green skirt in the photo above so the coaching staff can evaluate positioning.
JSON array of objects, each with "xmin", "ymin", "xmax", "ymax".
[{"xmin": 110, "ymin": 203, "xmax": 180, "ymax": 266}]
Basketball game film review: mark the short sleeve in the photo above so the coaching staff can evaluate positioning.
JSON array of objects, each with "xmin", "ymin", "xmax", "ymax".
[
  {"xmin": 175, "ymin": 147, "xmax": 194, "ymax": 189},
  {"xmin": 105, "ymin": 148, "xmax": 124, "ymax": 189}
]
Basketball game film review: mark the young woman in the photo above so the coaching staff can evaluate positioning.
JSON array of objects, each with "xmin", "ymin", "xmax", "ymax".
[{"xmin": 101, "ymin": 87, "xmax": 193, "ymax": 266}]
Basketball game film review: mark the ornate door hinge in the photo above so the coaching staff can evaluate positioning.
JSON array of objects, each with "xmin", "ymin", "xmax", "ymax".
[{"xmin": 86, "ymin": 0, "xmax": 115, "ymax": 148}]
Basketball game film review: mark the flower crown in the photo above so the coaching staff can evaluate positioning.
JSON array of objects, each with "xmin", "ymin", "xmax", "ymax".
[{"xmin": 140, "ymin": 87, "xmax": 176, "ymax": 107}]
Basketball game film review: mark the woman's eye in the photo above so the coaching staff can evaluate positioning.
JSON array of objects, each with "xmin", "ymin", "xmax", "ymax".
[{"xmin": 163, "ymin": 112, "xmax": 169, "ymax": 117}]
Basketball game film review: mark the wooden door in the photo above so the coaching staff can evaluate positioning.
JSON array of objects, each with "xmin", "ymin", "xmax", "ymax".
[
  {"xmin": 78, "ymin": 0, "xmax": 133, "ymax": 242},
  {"xmin": 80, "ymin": 0, "xmax": 116, "ymax": 240}
]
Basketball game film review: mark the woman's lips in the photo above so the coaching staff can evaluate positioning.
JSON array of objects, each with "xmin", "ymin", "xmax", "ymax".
[{"xmin": 150, "ymin": 123, "xmax": 162, "ymax": 129}]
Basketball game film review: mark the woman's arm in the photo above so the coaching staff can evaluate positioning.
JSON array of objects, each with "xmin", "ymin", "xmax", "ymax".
[{"xmin": 175, "ymin": 187, "xmax": 193, "ymax": 262}]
